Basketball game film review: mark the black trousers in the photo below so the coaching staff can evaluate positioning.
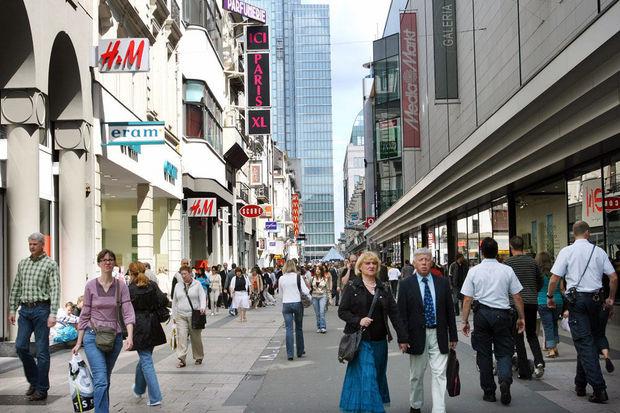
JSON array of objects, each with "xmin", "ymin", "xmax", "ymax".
[
  {"xmin": 389, "ymin": 280, "xmax": 398, "ymax": 298},
  {"xmin": 514, "ymin": 303, "xmax": 544, "ymax": 377},
  {"xmin": 472, "ymin": 306, "xmax": 515, "ymax": 393},
  {"xmin": 332, "ymin": 289, "xmax": 339, "ymax": 306},
  {"xmin": 570, "ymin": 294, "xmax": 606, "ymax": 391}
]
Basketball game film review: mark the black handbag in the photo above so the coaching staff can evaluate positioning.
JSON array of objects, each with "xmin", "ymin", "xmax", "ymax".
[
  {"xmin": 184, "ymin": 283, "xmax": 206, "ymax": 329},
  {"xmin": 446, "ymin": 349, "xmax": 461, "ymax": 397},
  {"xmin": 338, "ymin": 289, "xmax": 379, "ymax": 363},
  {"xmin": 296, "ymin": 274, "xmax": 312, "ymax": 308}
]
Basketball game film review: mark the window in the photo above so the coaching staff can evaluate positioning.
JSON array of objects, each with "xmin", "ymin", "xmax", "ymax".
[
  {"xmin": 568, "ymin": 163, "xmax": 603, "ymax": 246},
  {"xmin": 184, "ymin": 80, "xmax": 223, "ymax": 154},
  {"xmin": 376, "ymin": 117, "xmax": 401, "ymax": 160},
  {"xmin": 183, "ymin": 0, "xmax": 223, "ymax": 59}
]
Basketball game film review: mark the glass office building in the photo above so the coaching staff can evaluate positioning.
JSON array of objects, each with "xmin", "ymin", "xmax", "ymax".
[{"xmin": 254, "ymin": 0, "xmax": 335, "ymax": 261}]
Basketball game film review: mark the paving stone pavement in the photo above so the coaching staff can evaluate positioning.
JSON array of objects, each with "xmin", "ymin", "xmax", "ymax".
[{"xmin": 0, "ymin": 304, "xmax": 284, "ymax": 412}]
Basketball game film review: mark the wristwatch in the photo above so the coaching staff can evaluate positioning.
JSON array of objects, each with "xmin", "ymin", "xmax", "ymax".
[{"xmin": 546, "ymin": 294, "xmax": 554, "ymax": 299}]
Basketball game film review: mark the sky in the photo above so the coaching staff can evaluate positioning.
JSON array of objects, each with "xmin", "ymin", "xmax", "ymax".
[{"xmin": 324, "ymin": 0, "xmax": 392, "ymax": 241}]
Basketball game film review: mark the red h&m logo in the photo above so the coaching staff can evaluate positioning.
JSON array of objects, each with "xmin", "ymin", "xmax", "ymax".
[
  {"xmin": 98, "ymin": 38, "xmax": 150, "ymax": 73},
  {"xmin": 187, "ymin": 198, "xmax": 217, "ymax": 217}
]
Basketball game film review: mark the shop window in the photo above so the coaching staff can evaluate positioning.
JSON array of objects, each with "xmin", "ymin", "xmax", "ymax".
[
  {"xmin": 467, "ymin": 212, "xmax": 480, "ymax": 265},
  {"xmin": 568, "ymin": 165, "xmax": 603, "ymax": 247},
  {"xmin": 516, "ymin": 179, "xmax": 567, "ymax": 257},
  {"xmin": 40, "ymin": 199, "xmax": 52, "ymax": 257},
  {"xmin": 438, "ymin": 223, "xmax": 448, "ymax": 267},
  {"xmin": 456, "ymin": 216, "xmax": 467, "ymax": 257},
  {"xmin": 604, "ymin": 156, "xmax": 620, "ymax": 262},
  {"xmin": 492, "ymin": 201, "xmax": 510, "ymax": 260}
]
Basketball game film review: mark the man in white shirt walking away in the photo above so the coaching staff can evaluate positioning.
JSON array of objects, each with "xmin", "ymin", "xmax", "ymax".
[
  {"xmin": 547, "ymin": 221, "xmax": 617, "ymax": 404},
  {"xmin": 387, "ymin": 263, "xmax": 401, "ymax": 298}
]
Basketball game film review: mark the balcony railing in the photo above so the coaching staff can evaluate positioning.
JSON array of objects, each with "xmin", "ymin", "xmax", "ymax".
[{"xmin": 238, "ymin": 182, "xmax": 250, "ymax": 203}]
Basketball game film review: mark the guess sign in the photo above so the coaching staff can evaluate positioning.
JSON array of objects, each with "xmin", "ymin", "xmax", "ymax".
[
  {"xmin": 248, "ymin": 109, "xmax": 270, "ymax": 135},
  {"xmin": 239, "ymin": 204, "xmax": 264, "ymax": 218},
  {"xmin": 98, "ymin": 38, "xmax": 150, "ymax": 73},
  {"xmin": 247, "ymin": 26, "xmax": 269, "ymax": 51},
  {"xmin": 247, "ymin": 52, "xmax": 270, "ymax": 107}
]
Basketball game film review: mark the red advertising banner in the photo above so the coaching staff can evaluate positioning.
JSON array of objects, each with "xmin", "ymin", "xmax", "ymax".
[
  {"xmin": 400, "ymin": 12, "xmax": 421, "ymax": 149},
  {"xmin": 292, "ymin": 193, "xmax": 300, "ymax": 237}
]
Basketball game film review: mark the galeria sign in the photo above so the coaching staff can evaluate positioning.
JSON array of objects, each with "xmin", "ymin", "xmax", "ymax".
[{"xmin": 98, "ymin": 38, "xmax": 150, "ymax": 73}]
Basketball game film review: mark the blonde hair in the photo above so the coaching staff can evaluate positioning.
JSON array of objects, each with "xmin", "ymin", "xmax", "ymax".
[
  {"xmin": 355, "ymin": 251, "xmax": 381, "ymax": 276},
  {"xmin": 282, "ymin": 259, "xmax": 298, "ymax": 274}
]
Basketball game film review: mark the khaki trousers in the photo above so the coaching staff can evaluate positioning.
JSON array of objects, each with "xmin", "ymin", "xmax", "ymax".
[
  {"xmin": 409, "ymin": 328, "xmax": 448, "ymax": 413},
  {"xmin": 176, "ymin": 313, "xmax": 204, "ymax": 362}
]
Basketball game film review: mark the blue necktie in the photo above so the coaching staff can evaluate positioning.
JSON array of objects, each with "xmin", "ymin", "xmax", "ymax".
[{"xmin": 422, "ymin": 277, "xmax": 436, "ymax": 327}]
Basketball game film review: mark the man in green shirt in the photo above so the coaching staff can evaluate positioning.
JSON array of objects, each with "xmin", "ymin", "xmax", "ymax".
[{"xmin": 8, "ymin": 232, "xmax": 60, "ymax": 401}]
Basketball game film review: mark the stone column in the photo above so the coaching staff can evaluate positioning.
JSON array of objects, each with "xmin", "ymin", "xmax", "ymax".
[
  {"xmin": 221, "ymin": 207, "xmax": 230, "ymax": 264},
  {"xmin": 167, "ymin": 199, "xmax": 182, "ymax": 276},
  {"xmin": 211, "ymin": 218, "xmax": 221, "ymax": 265},
  {"xmin": 1, "ymin": 89, "xmax": 46, "ymax": 339},
  {"xmin": 137, "ymin": 183, "xmax": 154, "ymax": 265},
  {"xmin": 55, "ymin": 120, "xmax": 90, "ymax": 304}
]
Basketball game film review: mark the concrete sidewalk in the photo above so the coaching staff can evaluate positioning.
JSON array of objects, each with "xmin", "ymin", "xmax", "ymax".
[{"xmin": 0, "ymin": 305, "xmax": 284, "ymax": 413}]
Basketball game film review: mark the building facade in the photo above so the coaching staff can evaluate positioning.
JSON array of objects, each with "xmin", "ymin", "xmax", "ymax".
[
  {"xmin": 364, "ymin": 0, "xmax": 620, "ymax": 283},
  {"xmin": 253, "ymin": 0, "xmax": 335, "ymax": 261}
]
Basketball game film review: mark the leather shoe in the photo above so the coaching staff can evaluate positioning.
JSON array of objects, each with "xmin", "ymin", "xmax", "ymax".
[
  {"xmin": 29, "ymin": 391, "xmax": 47, "ymax": 401},
  {"xmin": 25, "ymin": 385, "xmax": 35, "ymax": 396},
  {"xmin": 588, "ymin": 389, "xmax": 608, "ymax": 404},
  {"xmin": 575, "ymin": 386, "xmax": 586, "ymax": 397},
  {"xmin": 410, "ymin": 408, "xmax": 421, "ymax": 413},
  {"xmin": 483, "ymin": 392, "xmax": 496, "ymax": 402},
  {"xmin": 500, "ymin": 382, "xmax": 511, "ymax": 405}
]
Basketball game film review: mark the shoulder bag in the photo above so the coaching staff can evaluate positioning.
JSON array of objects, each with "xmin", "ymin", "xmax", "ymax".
[
  {"xmin": 155, "ymin": 284, "xmax": 171, "ymax": 323},
  {"xmin": 296, "ymin": 274, "xmax": 312, "ymax": 308},
  {"xmin": 184, "ymin": 282, "xmax": 206, "ymax": 329},
  {"xmin": 92, "ymin": 279, "xmax": 124, "ymax": 352},
  {"xmin": 338, "ymin": 288, "xmax": 379, "ymax": 363},
  {"xmin": 563, "ymin": 244, "xmax": 595, "ymax": 305}
]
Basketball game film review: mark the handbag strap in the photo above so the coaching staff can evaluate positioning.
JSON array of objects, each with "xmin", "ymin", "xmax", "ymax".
[
  {"xmin": 359, "ymin": 285, "xmax": 380, "ymax": 332},
  {"xmin": 575, "ymin": 244, "xmax": 596, "ymax": 291},
  {"xmin": 184, "ymin": 282, "xmax": 195, "ymax": 311}
]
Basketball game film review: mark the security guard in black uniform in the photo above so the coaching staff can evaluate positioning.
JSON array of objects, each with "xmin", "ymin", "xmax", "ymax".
[
  {"xmin": 460, "ymin": 237, "xmax": 526, "ymax": 405},
  {"xmin": 547, "ymin": 221, "xmax": 618, "ymax": 403}
]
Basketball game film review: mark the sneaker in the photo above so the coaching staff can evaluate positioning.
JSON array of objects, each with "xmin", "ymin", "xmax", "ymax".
[
  {"xmin": 317, "ymin": 329, "xmax": 321, "ymax": 333},
  {"xmin": 147, "ymin": 400, "xmax": 162, "ymax": 406},
  {"xmin": 320, "ymin": 329, "xmax": 326, "ymax": 333},
  {"xmin": 605, "ymin": 358, "xmax": 615, "ymax": 373},
  {"xmin": 132, "ymin": 385, "xmax": 144, "ymax": 399},
  {"xmin": 500, "ymin": 382, "xmax": 511, "ymax": 405},
  {"xmin": 534, "ymin": 363, "xmax": 545, "ymax": 379}
]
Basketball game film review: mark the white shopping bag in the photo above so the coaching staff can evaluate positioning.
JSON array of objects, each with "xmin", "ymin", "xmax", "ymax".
[
  {"xmin": 69, "ymin": 353, "xmax": 95, "ymax": 412},
  {"xmin": 560, "ymin": 317, "xmax": 570, "ymax": 333}
]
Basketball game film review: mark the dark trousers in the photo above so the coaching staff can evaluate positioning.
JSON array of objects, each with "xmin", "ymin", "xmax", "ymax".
[
  {"xmin": 472, "ymin": 306, "xmax": 514, "ymax": 393},
  {"xmin": 597, "ymin": 307, "xmax": 610, "ymax": 352},
  {"xmin": 15, "ymin": 304, "xmax": 51, "ymax": 393},
  {"xmin": 569, "ymin": 295, "xmax": 606, "ymax": 391},
  {"xmin": 514, "ymin": 303, "xmax": 544, "ymax": 377},
  {"xmin": 389, "ymin": 280, "xmax": 398, "ymax": 298},
  {"xmin": 332, "ymin": 289, "xmax": 339, "ymax": 306}
]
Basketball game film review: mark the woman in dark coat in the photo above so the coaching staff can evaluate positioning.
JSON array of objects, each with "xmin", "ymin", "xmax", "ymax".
[
  {"xmin": 338, "ymin": 251, "xmax": 404, "ymax": 413},
  {"xmin": 128, "ymin": 262, "xmax": 168, "ymax": 407}
]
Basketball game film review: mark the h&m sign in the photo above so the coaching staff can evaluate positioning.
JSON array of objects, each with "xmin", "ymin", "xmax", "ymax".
[
  {"xmin": 98, "ymin": 38, "xmax": 150, "ymax": 73},
  {"xmin": 187, "ymin": 198, "xmax": 217, "ymax": 218}
]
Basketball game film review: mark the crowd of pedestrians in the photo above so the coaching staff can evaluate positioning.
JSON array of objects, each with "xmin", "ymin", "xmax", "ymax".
[{"xmin": 5, "ymin": 219, "xmax": 618, "ymax": 413}]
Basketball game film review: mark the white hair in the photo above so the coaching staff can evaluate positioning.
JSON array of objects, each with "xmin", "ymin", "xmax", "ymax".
[
  {"xmin": 413, "ymin": 248, "xmax": 432, "ymax": 259},
  {"xmin": 28, "ymin": 232, "xmax": 45, "ymax": 244}
]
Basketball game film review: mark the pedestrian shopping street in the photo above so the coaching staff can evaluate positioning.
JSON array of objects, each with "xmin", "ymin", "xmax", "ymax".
[{"xmin": 0, "ymin": 304, "xmax": 618, "ymax": 413}]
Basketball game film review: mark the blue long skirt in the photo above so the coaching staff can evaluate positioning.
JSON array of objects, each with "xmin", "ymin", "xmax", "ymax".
[{"xmin": 339, "ymin": 339, "xmax": 390, "ymax": 413}]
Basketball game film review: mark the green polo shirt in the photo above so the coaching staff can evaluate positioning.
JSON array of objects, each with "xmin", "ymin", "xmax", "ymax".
[{"xmin": 9, "ymin": 253, "xmax": 60, "ymax": 315}]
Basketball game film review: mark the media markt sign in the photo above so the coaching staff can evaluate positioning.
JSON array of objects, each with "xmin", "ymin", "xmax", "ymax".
[{"xmin": 104, "ymin": 121, "xmax": 165, "ymax": 146}]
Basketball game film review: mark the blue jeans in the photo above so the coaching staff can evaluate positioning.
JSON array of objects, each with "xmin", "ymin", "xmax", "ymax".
[
  {"xmin": 568, "ymin": 295, "xmax": 606, "ymax": 391},
  {"xmin": 83, "ymin": 330, "xmax": 123, "ymax": 413},
  {"xmin": 16, "ymin": 304, "xmax": 51, "ymax": 393},
  {"xmin": 282, "ymin": 302, "xmax": 304, "ymax": 358},
  {"xmin": 312, "ymin": 295, "xmax": 327, "ymax": 330},
  {"xmin": 134, "ymin": 348, "xmax": 162, "ymax": 404},
  {"xmin": 538, "ymin": 305, "xmax": 561, "ymax": 348}
]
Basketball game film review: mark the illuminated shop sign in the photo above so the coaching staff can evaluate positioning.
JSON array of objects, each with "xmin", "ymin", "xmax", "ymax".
[
  {"xmin": 187, "ymin": 198, "xmax": 217, "ymax": 217},
  {"xmin": 104, "ymin": 121, "xmax": 165, "ymax": 146},
  {"xmin": 247, "ymin": 26, "xmax": 269, "ymax": 51},
  {"xmin": 222, "ymin": 0, "xmax": 266, "ymax": 23},
  {"xmin": 247, "ymin": 52, "xmax": 270, "ymax": 107},
  {"xmin": 248, "ymin": 109, "xmax": 270, "ymax": 135},
  {"xmin": 98, "ymin": 38, "xmax": 150, "ymax": 73},
  {"xmin": 400, "ymin": 12, "xmax": 420, "ymax": 149}
]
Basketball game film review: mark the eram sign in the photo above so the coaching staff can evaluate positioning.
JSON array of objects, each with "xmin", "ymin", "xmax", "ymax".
[
  {"xmin": 104, "ymin": 121, "xmax": 165, "ymax": 146},
  {"xmin": 98, "ymin": 38, "xmax": 150, "ymax": 73}
]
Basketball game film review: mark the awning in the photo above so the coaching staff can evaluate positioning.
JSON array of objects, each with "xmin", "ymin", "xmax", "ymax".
[{"xmin": 183, "ymin": 174, "xmax": 234, "ymax": 206}]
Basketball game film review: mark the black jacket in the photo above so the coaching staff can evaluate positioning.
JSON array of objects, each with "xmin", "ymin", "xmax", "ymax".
[
  {"xmin": 338, "ymin": 276, "xmax": 404, "ymax": 343},
  {"xmin": 129, "ymin": 281, "xmax": 168, "ymax": 351},
  {"xmin": 397, "ymin": 274, "xmax": 458, "ymax": 355}
]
